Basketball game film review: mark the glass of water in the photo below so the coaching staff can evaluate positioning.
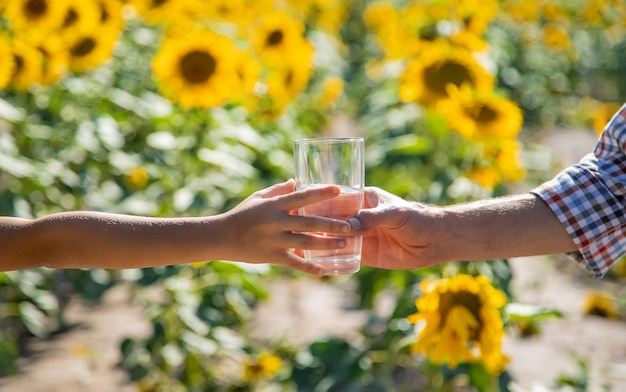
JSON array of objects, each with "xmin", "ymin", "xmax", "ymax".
[{"xmin": 293, "ymin": 137, "xmax": 364, "ymax": 275}]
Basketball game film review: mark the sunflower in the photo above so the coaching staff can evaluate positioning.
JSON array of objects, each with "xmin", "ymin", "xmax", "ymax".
[
  {"xmin": 468, "ymin": 138, "xmax": 526, "ymax": 189},
  {"xmin": 377, "ymin": 24, "xmax": 422, "ymax": 60},
  {"xmin": 26, "ymin": 34, "xmax": 69, "ymax": 86},
  {"xmin": 494, "ymin": 139, "xmax": 526, "ymax": 183},
  {"xmin": 399, "ymin": 44, "xmax": 494, "ymax": 106},
  {"xmin": 250, "ymin": 11, "xmax": 308, "ymax": 66},
  {"xmin": 8, "ymin": 40, "xmax": 43, "ymax": 90},
  {"xmin": 152, "ymin": 30, "xmax": 240, "ymax": 109},
  {"xmin": 394, "ymin": 2, "xmax": 439, "ymax": 57},
  {"xmin": 363, "ymin": 1, "xmax": 398, "ymax": 31},
  {"xmin": 580, "ymin": 0, "xmax": 625, "ymax": 28},
  {"xmin": 58, "ymin": 0, "xmax": 100, "ymax": 34},
  {"xmin": 364, "ymin": 2, "xmax": 429, "ymax": 59},
  {"xmin": 465, "ymin": 166, "xmax": 500, "ymax": 189},
  {"xmin": 0, "ymin": 35, "xmax": 15, "ymax": 89},
  {"xmin": 583, "ymin": 291, "xmax": 619, "ymax": 319},
  {"xmin": 452, "ymin": 0, "xmax": 498, "ymax": 36},
  {"xmin": 407, "ymin": 274, "xmax": 509, "ymax": 375},
  {"xmin": 97, "ymin": 0, "xmax": 125, "ymax": 32},
  {"xmin": 541, "ymin": 2, "xmax": 570, "ymax": 22},
  {"xmin": 4, "ymin": 0, "xmax": 68, "ymax": 33},
  {"xmin": 230, "ymin": 49, "xmax": 261, "ymax": 107},
  {"xmin": 289, "ymin": 0, "xmax": 349, "ymax": 37},
  {"xmin": 498, "ymin": 0, "xmax": 541, "ymax": 23},
  {"xmin": 450, "ymin": 30, "xmax": 489, "ymax": 53},
  {"xmin": 242, "ymin": 353, "xmax": 282, "ymax": 382},
  {"xmin": 198, "ymin": 0, "xmax": 261, "ymax": 30},
  {"xmin": 125, "ymin": 166, "xmax": 149, "ymax": 189},
  {"xmin": 592, "ymin": 102, "xmax": 622, "ymax": 134},
  {"xmin": 265, "ymin": 40, "xmax": 314, "ymax": 110},
  {"xmin": 317, "ymin": 75, "xmax": 344, "ymax": 109},
  {"xmin": 128, "ymin": 0, "xmax": 189, "ymax": 25},
  {"xmin": 436, "ymin": 85, "xmax": 523, "ymax": 140},
  {"xmin": 541, "ymin": 23, "xmax": 570, "ymax": 51},
  {"xmin": 64, "ymin": 29, "xmax": 117, "ymax": 73}
]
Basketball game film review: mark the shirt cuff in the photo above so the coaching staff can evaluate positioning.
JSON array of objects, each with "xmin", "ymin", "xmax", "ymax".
[{"xmin": 530, "ymin": 158, "xmax": 625, "ymax": 278}]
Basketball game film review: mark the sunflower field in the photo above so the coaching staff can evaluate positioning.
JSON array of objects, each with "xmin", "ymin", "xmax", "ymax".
[{"xmin": 0, "ymin": 0, "xmax": 625, "ymax": 391}]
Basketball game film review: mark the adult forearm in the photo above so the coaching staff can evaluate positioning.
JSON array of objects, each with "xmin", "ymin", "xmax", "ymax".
[{"xmin": 438, "ymin": 193, "xmax": 578, "ymax": 262}]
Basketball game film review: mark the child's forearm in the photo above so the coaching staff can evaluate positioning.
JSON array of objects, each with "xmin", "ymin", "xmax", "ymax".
[{"xmin": 0, "ymin": 212, "xmax": 222, "ymax": 271}]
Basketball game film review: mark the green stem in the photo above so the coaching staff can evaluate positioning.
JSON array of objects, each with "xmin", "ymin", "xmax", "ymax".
[{"xmin": 488, "ymin": 374, "xmax": 500, "ymax": 392}]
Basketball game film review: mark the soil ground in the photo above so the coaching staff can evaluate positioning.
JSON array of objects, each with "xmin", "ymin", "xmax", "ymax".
[{"xmin": 2, "ymin": 129, "xmax": 626, "ymax": 392}]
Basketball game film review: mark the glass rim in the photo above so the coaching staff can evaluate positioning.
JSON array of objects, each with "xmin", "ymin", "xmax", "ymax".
[{"xmin": 294, "ymin": 137, "xmax": 364, "ymax": 144}]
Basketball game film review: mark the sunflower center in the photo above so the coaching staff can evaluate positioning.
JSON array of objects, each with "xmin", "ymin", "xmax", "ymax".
[
  {"xmin": 246, "ymin": 363, "xmax": 264, "ymax": 377},
  {"xmin": 266, "ymin": 30, "xmax": 284, "ymax": 47},
  {"xmin": 465, "ymin": 103, "xmax": 499, "ymax": 124},
  {"xmin": 13, "ymin": 55, "xmax": 24, "ymax": 75},
  {"xmin": 218, "ymin": 5, "xmax": 233, "ymax": 16},
  {"xmin": 587, "ymin": 305, "xmax": 611, "ymax": 318},
  {"xmin": 151, "ymin": 0, "xmax": 168, "ymax": 8},
  {"xmin": 24, "ymin": 0, "xmax": 47, "ymax": 19},
  {"xmin": 71, "ymin": 38, "xmax": 96, "ymax": 57},
  {"xmin": 100, "ymin": 3, "xmax": 109, "ymax": 23},
  {"xmin": 284, "ymin": 69, "xmax": 294, "ymax": 86},
  {"xmin": 424, "ymin": 60, "xmax": 474, "ymax": 97},
  {"xmin": 438, "ymin": 290, "xmax": 482, "ymax": 339},
  {"xmin": 179, "ymin": 50, "xmax": 216, "ymax": 84},
  {"xmin": 63, "ymin": 8, "xmax": 78, "ymax": 28}
]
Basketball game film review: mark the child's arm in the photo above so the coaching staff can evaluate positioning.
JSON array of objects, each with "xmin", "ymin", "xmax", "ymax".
[{"xmin": 0, "ymin": 180, "xmax": 349, "ymax": 274}]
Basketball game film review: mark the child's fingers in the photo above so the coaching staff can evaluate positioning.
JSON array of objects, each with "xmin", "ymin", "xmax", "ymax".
[
  {"xmin": 271, "ymin": 184, "xmax": 341, "ymax": 210},
  {"xmin": 254, "ymin": 179, "xmax": 295, "ymax": 198},
  {"xmin": 283, "ymin": 232, "xmax": 347, "ymax": 251},
  {"xmin": 286, "ymin": 215, "xmax": 350, "ymax": 234},
  {"xmin": 277, "ymin": 252, "xmax": 324, "ymax": 275}
]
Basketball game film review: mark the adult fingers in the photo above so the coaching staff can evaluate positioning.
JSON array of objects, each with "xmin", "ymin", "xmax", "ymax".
[
  {"xmin": 348, "ymin": 204, "xmax": 407, "ymax": 233},
  {"xmin": 363, "ymin": 187, "xmax": 380, "ymax": 208},
  {"xmin": 367, "ymin": 187, "xmax": 408, "ymax": 205}
]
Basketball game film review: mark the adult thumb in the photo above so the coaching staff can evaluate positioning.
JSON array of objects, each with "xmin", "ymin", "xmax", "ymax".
[{"xmin": 348, "ymin": 207, "xmax": 389, "ymax": 233}]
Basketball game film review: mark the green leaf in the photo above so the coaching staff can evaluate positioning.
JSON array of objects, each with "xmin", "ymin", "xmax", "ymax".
[
  {"xmin": 0, "ymin": 97, "xmax": 25, "ymax": 122},
  {"xmin": 505, "ymin": 302, "xmax": 563, "ymax": 321},
  {"xmin": 18, "ymin": 301, "xmax": 49, "ymax": 338},
  {"xmin": 388, "ymin": 134, "xmax": 432, "ymax": 155},
  {"xmin": 181, "ymin": 330, "xmax": 218, "ymax": 356}
]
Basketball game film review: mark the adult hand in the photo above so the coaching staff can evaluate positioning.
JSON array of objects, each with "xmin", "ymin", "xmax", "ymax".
[{"xmin": 348, "ymin": 187, "xmax": 443, "ymax": 269}]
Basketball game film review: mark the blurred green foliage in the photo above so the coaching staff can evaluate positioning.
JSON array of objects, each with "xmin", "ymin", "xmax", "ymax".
[{"xmin": 1, "ymin": 0, "xmax": 625, "ymax": 391}]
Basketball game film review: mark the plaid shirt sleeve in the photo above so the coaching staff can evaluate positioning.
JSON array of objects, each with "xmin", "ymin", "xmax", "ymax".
[{"xmin": 530, "ymin": 103, "xmax": 626, "ymax": 277}]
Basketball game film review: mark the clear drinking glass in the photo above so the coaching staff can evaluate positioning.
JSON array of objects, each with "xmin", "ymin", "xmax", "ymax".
[{"xmin": 293, "ymin": 137, "xmax": 365, "ymax": 275}]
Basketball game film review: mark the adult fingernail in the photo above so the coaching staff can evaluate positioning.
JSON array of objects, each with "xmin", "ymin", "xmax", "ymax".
[
  {"xmin": 348, "ymin": 217, "xmax": 361, "ymax": 231},
  {"xmin": 366, "ymin": 193, "xmax": 377, "ymax": 206},
  {"xmin": 338, "ymin": 240, "xmax": 346, "ymax": 248},
  {"xmin": 341, "ymin": 223, "xmax": 349, "ymax": 233}
]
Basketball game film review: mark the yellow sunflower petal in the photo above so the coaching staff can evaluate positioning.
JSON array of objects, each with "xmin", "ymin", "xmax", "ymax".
[{"xmin": 406, "ymin": 274, "xmax": 508, "ymax": 374}]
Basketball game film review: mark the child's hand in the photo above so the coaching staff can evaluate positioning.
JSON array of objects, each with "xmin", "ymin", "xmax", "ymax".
[{"xmin": 221, "ymin": 179, "xmax": 351, "ymax": 274}]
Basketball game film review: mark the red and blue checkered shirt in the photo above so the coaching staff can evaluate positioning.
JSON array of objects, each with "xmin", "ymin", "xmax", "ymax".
[{"xmin": 531, "ymin": 103, "xmax": 626, "ymax": 277}]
